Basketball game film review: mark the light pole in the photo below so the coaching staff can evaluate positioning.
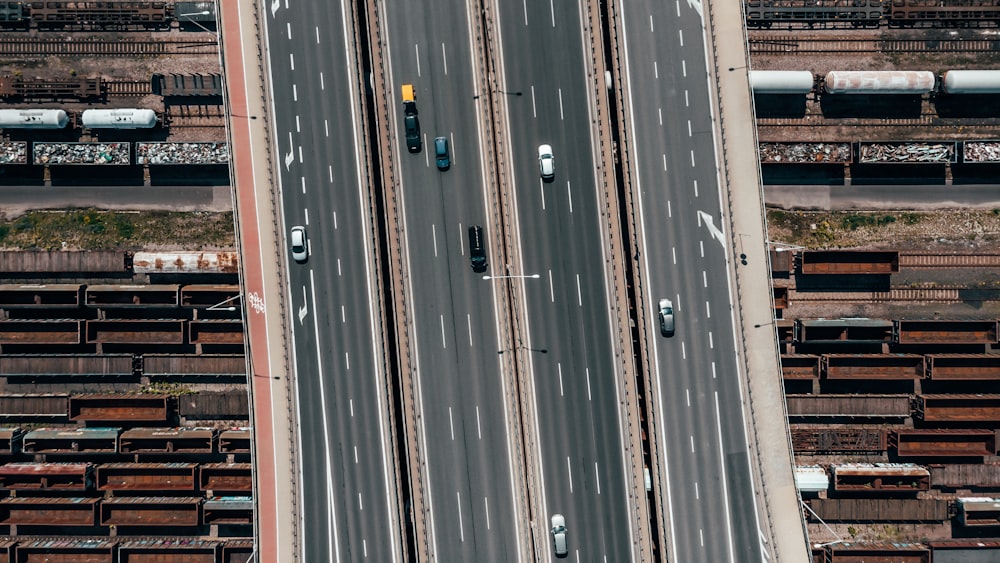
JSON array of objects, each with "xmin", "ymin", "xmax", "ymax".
[
  {"xmin": 482, "ymin": 273, "xmax": 540, "ymax": 281},
  {"xmin": 767, "ymin": 240, "xmax": 807, "ymax": 252},
  {"xmin": 178, "ymin": 10, "xmax": 216, "ymax": 36},
  {"xmin": 498, "ymin": 345, "xmax": 547, "ymax": 355},
  {"xmin": 206, "ymin": 294, "xmax": 241, "ymax": 311}
]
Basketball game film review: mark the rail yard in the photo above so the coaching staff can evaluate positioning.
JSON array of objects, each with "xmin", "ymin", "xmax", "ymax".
[
  {"xmin": 0, "ymin": 0, "xmax": 998, "ymax": 562},
  {"xmin": 744, "ymin": 3, "xmax": 1000, "ymax": 558},
  {"xmin": 0, "ymin": 2, "xmax": 246, "ymax": 561}
]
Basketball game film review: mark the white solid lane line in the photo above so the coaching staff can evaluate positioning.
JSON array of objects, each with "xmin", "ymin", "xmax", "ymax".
[{"xmin": 567, "ymin": 456, "xmax": 573, "ymax": 493}]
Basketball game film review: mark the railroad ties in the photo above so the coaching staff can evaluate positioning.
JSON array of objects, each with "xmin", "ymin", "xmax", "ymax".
[{"xmin": 0, "ymin": 38, "xmax": 218, "ymax": 57}]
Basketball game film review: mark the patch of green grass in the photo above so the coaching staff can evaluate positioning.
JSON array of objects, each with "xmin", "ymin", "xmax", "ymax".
[{"xmin": 0, "ymin": 209, "xmax": 235, "ymax": 251}]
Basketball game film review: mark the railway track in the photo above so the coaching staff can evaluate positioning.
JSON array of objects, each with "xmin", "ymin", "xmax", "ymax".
[
  {"xmin": 899, "ymin": 253, "xmax": 1000, "ymax": 269},
  {"xmin": 165, "ymin": 105, "xmax": 226, "ymax": 129},
  {"xmin": 757, "ymin": 115, "xmax": 941, "ymax": 128},
  {"xmin": 749, "ymin": 37, "xmax": 1000, "ymax": 55},
  {"xmin": 788, "ymin": 288, "xmax": 969, "ymax": 304},
  {"xmin": 0, "ymin": 38, "xmax": 217, "ymax": 57},
  {"xmin": 106, "ymin": 81, "xmax": 152, "ymax": 97}
]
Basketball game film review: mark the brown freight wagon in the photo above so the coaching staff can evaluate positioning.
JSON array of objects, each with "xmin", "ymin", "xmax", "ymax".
[
  {"xmin": 822, "ymin": 541, "xmax": 929, "ymax": 563},
  {"xmin": 0, "ymin": 462, "xmax": 92, "ymax": 491},
  {"xmin": 118, "ymin": 537, "xmax": 219, "ymax": 563},
  {"xmin": 95, "ymin": 462, "xmax": 198, "ymax": 492},
  {"xmin": 199, "ymin": 463, "xmax": 251, "ymax": 493},
  {"xmin": 957, "ymin": 497, "xmax": 1000, "ymax": 527},
  {"xmin": 800, "ymin": 250, "xmax": 900, "ymax": 275},
  {"xmin": 806, "ymin": 498, "xmax": 948, "ymax": 522},
  {"xmin": 222, "ymin": 539, "xmax": 255, "ymax": 563},
  {"xmin": 891, "ymin": 429, "xmax": 997, "ymax": 458},
  {"xmin": 99, "ymin": 496, "xmax": 202, "ymax": 527},
  {"xmin": 179, "ymin": 284, "xmax": 240, "ymax": 307},
  {"xmin": 188, "ymin": 319, "xmax": 244, "ymax": 346},
  {"xmin": 0, "ymin": 320, "xmax": 81, "ymax": 345},
  {"xmin": 119, "ymin": 427, "xmax": 214, "ymax": 455},
  {"xmin": 13, "ymin": 537, "xmax": 114, "ymax": 563},
  {"xmin": 786, "ymin": 394, "xmax": 910, "ymax": 419},
  {"xmin": 0, "ymin": 284, "xmax": 82, "ymax": 307},
  {"xmin": 797, "ymin": 318, "xmax": 894, "ymax": 344},
  {"xmin": 0, "ymin": 394, "xmax": 68, "ymax": 419},
  {"xmin": 0, "ymin": 354, "xmax": 133, "ymax": 377},
  {"xmin": 917, "ymin": 394, "xmax": 1000, "ymax": 423},
  {"xmin": 218, "ymin": 428, "xmax": 251, "ymax": 455},
  {"xmin": 822, "ymin": 354, "xmax": 924, "ymax": 380},
  {"xmin": 0, "ymin": 428, "xmax": 22, "ymax": 455},
  {"xmin": 85, "ymin": 320, "xmax": 185, "ymax": 345},
  {"xmin": 928, "ymin": 539, "xmax": 1000, "ymax": 563},
  {"xmin": 178, "ymin": 390, "xmax": 248, "ymax": 420},
  {"xmin": 69, "ymin": 394, "xmax": 169, "ymax": 423},
  {"xmin": 790, "ymin": 426, "xmax": 887, "ymax": 454},
  {"xmin": 84, "ymin": 284, "xmax": 179, "ymax": 307},
  {"xmin": 142, "ymin": 354, "xmax": 246, "ymax": 377},
  {"xmin": 0, "ymin": 497, "xmax": 99, "ymax": 526},
  {"xmin": 831, "ymin": 463, "xmax": 930, "ymax": 492},
  {"xmin": 202, "ymin": 496, "xmax": 252, "ymax": 525},
  {"xmin": 0, "ymin": 250, "xmax": 124, "ymax": 273},
  {"xmin": 930, "ymin": 462, "xmax": 1000, "ymax": 489},
  {"xmin": 895, "ymin": 319, "xmax": 999, "ymax": 345},
  {"xmin": 22, "ymin": 427, "xmax": 119, "ymax": 454},
  {"xmin": 927, "ymin": 354, "xmax": 1000, "ymax": 380},
  {"xmin": 781, "ymin": 354, "xmax": 820, "ymax": 379}
]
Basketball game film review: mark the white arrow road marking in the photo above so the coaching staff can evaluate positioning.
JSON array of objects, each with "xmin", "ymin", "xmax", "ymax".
[
  {"xmin": 298, "ymin": 286, "xmax": 308, "ymax": 324},
  {"xmin": 285, "ymin": 133, "xmax": 295, "ymax": 170},
  {"xmin": 697, "ymin": 210, "xmax": 725, "ymax": 246},
  {"xmin": 271, "ymin": 0, "xmax": 280, "ymax": 17}
]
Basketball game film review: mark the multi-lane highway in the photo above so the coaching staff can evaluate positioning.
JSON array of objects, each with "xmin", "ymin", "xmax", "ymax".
[
  {"xmin": 382, "ymin": 1, "xmax": 523, "ymax": 560},
  {"xmin": 495, "ymin": 1, "xmax": 636, "ymax": 561},
  {"xmin": 618, "ymin": 0, "xmax": 763, "ymax": 561},
  {"xmin": 255, "ymin": 0, "xmax": 797, "ymax": 560},
  {"xmin": 266, "ymin": 1, "xmax": 403, "ymax": 561}
]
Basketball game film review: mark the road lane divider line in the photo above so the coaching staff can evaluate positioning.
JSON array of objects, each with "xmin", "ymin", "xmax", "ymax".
[
  {"xmin": 586, "ymin": 367, "xmax": 592, "ymax": 401},
  {"xmin": 567, "ymin": 456, "xmax": 573, "ymax": 493},
  {"xmin": 440, "ymin": 315, "xmax": 446, "ymax": 348},
  {"xmin": 714, "ymin": 391, "xmax": 737, "ymax": 560}
]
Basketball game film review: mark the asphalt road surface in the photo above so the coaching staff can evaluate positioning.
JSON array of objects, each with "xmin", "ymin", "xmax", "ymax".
[
  {"xmin": 266, "ymin": 2, "xmax": 402, "ymax": 561},
  {"xmin": 496, "ymin": 1, "xmax": 635, "ymax": 560},
  {"xmin": 619, "ymin": 0, "xmax": 763, "ymax": 561},
  {"xmin": 383, "ymin": 0, "xmax": 522, "ymax": 560}
]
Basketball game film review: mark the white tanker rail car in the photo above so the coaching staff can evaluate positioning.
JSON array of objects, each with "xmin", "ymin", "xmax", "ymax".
[
  {"xmin": 0, "ymin": 109, "xmax": 69, "ymax": 129},
  {"xmin": 81, "ymin": 109, "xmax": 157, "ymax": 129}
]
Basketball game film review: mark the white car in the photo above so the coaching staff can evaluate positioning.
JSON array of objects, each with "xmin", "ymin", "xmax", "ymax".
[
  {"xmin": 658, "ymin": 298, "xmax": 675, "ymax": 337},
  {"xmin": 290, "ymin": 226, "xmax": 308, "ymax": 263},
  {"xmin": 550, "ymin": 513, "xmax": 568, "ymax": 557},
  {"xmin": 538, "ymin": 144, "xmax": 555, "ymax": 181}
]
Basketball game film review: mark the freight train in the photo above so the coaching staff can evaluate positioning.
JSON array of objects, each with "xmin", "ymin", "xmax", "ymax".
[
  {"xmin": 745, "ymin": 0, "xmax": 1000, "ymax": 28},
  {"xmin": 0, "ymin": 1, "xmax": 216, "ymax": 29},
  {"xmin": 750, "ymin": 69, "xmax": 1000, "ymax": 95}
]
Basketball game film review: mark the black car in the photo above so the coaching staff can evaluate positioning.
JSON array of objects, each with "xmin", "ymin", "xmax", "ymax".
[{"xmin": 404, "ymin": 114, "xmax": 421, "ymax": 153}]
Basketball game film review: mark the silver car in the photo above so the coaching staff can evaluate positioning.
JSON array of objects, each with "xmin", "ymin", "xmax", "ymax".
[
  {"xmin": 550, "ymin": 513, "xmax": 568, "ymax": 557},
  {"xmin": 290, "ymin": 226, "xmax": 308, "ymax": 263},
  {"xmin": 538, "ymin": 144, "xmax": 555, "ymax": 181},
  {"xmin": 658, "ymin": 298, "xmax": 675, "ymax": 337}
]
